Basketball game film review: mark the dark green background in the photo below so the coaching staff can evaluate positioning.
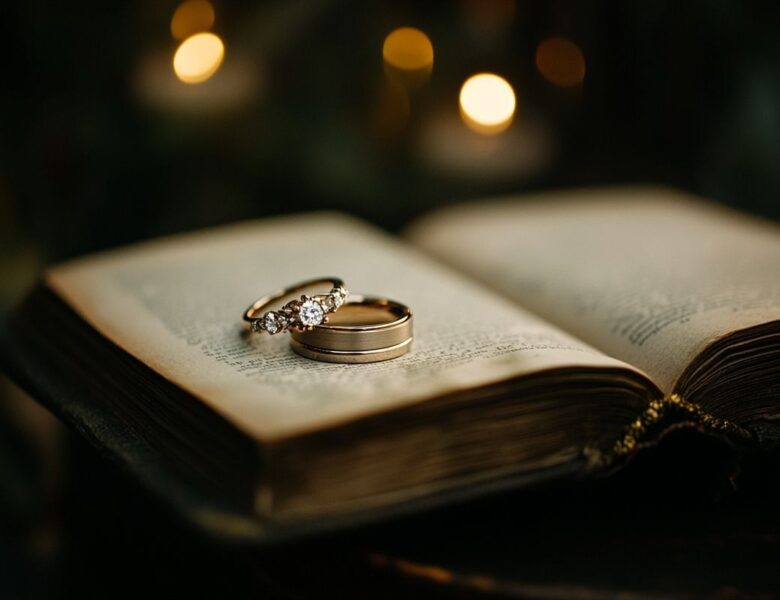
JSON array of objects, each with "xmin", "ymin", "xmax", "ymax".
[
  {"xmin": 1, "ymin": 2, "xmax": 779, "ymax": 597},
  {"xmin": 2, "ymin": 1, "xmax": 778, "ymax": 270}
]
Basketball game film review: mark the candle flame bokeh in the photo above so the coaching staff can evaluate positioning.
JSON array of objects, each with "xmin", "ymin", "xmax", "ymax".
[
  {"xmin": 535, "ymin": 37, "xmax": 586, "ymax": 87},
  {"xmin": 383, "ymin": 27, "xmax": 434, "ymax": 71},
  {"xmin": 171, "ymin": 0, "xmax": 215, "ymax": 40},
  {"xmin": 173, "ymin": 32, "xmax": 225, "ymax": 84},
  {"xmin": 382, "ymin": 27, "xmax": 434, "ymax": 89},
  {"xmin": 459, "ymin": 73, "xmax": 516, "ymax": 134}
]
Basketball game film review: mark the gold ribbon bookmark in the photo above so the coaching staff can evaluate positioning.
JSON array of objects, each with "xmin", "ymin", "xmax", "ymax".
[{"xmin": 586, "ymin": 393, "xmax": 754, "ymax": 469}]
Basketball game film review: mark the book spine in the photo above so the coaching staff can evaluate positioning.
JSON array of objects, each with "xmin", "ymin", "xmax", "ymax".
[{"xmin": 584, "ymin": 393, "xmax": 754, "ymax": 469}]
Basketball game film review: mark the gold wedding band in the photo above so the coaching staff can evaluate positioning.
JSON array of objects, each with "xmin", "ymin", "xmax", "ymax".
[
  {"xmin": 290, "ymin": 295, "xmax": 413, "ymax": 363},
  {"xmin": 244, "ymin": 277, "xmax": 348, "ymax": 335},
  {"xmin": 290, "ymin": 338, "xmax": 412, "ymax": 364}
]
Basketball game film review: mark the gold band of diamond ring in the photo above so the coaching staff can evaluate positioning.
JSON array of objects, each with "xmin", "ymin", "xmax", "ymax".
[{"xmin": 244, "ymin": 277, "xmax": 348, "ymax": 334}]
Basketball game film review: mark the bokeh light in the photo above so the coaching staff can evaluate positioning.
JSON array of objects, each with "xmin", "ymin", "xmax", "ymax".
[
  {"xmin": 382, "ymin": 27, "xmax": 434, "ymax": 89},
  {"xmin": 383, "ymin": 27, "xmax": 433, "ymax": 71},
  {"xmin": 173, "ymin": 32, "xmax": 225, "ymax": 84},
  {"xmin": 459, "ymin": 73, "xmax": 516, "ymax": 134},
  {"xmin": 171, "ymin": 0, "xmax": 215, "ymax": 40},
  {"xmin": 535, "ymin": 37, "xmax": 586, "ymax": 87}
]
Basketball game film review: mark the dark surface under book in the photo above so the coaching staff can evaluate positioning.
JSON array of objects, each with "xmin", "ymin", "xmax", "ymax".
[{"xmin": 7, "ymin": 410, "xmax": 780, "ymax": 599}]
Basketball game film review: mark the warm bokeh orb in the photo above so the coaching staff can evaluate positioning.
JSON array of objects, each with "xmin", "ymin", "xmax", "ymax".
[
  {"xmin": 170, "ymin": 0, "xmax": 215, "ymax": 40},
  {"xmin": 535, "ymin": 37, "xmax": 586, "ymax": 87},
  {"xmin": 459, "ymin": 73, "xmax": 516, "ymax": 134},
  {"xmin": 382, "ymin": 27, "xmax": 434, "ymax": 72},
  {"xmin": 173, "ymin": 32, "xmax": 225, "ymax": 84}
]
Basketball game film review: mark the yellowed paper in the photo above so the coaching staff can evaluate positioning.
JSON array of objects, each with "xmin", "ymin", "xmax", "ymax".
[
  {"xmin": 411, "ymin": 186, "xmax": 780, "ymax": 392},
  {"xmin": 47, "ymin": 213, "xmax": 634, "ymax": 441}
]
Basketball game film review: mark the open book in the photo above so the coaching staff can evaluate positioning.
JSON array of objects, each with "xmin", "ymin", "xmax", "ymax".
[{"xmin": 4, "ymin": 186, "xmax": 779, "ymax": 541}]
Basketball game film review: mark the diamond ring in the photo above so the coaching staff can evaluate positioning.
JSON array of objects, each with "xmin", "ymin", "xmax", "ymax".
[{"xmin": 244, "ymin": 277, "xmax": 349, "ymax": 335}]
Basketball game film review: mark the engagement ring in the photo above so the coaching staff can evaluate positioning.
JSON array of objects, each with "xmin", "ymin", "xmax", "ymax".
[{"xmin": 244, "ymin": 277, "xmax": 349, "ymax": 335}]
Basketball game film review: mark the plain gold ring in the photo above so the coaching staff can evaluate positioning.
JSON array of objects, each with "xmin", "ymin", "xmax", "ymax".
[{"xmin": 290, "ymin": 295, "xmax": 413, "ymax": 363}]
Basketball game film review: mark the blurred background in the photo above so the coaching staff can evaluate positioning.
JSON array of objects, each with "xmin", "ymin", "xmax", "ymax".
[
  {"xmin": 1, "ymin": 1, "xmax": 780, "ymax": 597},
  {"xmin": 2, "ymin": 0, "xmax": 780, "ymax": 301}
]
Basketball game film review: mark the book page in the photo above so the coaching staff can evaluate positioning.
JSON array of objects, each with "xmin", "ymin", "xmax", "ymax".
[
  {"xmin": 46, "ymin": 214, "xmax": 636, "ymax": 441},
  {"xmin": 410, "ymin": 186, "xmax": 780, "ymax": 392}
]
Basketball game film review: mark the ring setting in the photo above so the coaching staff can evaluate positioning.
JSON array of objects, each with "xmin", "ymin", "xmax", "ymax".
[{"xmin": 249, "ymin": 284, "xmax": 349, "ymax": 335}]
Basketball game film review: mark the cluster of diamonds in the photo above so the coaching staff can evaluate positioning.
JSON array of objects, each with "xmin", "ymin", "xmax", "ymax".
[{"xmin": 251, "ymin": 286, "xmax": 348, "ymax": 335}]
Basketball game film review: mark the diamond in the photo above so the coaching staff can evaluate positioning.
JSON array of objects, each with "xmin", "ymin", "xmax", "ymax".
[
  {"xmin": 299, "ymin": 300, "xmax": 325, "ymax": 326},
  {"xmin": 334, "ymin": 288, "xmax": 347, "ymax": 307},
  {"xmin": 262, "ymin": 311, "xmax": 286, "ymax": 334},
  {"xmin": 322, "ymin": 287, "xmax": 348, "ymax": 312}
]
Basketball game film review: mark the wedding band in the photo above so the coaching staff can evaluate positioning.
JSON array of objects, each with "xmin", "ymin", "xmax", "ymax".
[
  {"xmin": 244, "ymin": 277, "xmax": 348, "ymax": 335},
  {"xmin": 291, "ymin": 295, "xmax": 412, "ymax": 350},
  {"xmin": 290, "ymin": 337, "xmax": 412, "ymax": 364},
  {"xmin": 290, "ymin": 295, "xmax": 413, "ymax": 363}
]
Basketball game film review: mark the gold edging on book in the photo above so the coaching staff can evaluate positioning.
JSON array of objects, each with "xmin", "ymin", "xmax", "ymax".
[{"xmin": 586, "ymin": 393, "xmax": 754, "ymax": 468}]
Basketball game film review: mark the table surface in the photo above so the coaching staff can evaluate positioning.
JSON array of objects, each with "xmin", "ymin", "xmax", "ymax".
[{"xmin": 2, "ymin": 371, "xmax": 779, "ymax": 600}]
